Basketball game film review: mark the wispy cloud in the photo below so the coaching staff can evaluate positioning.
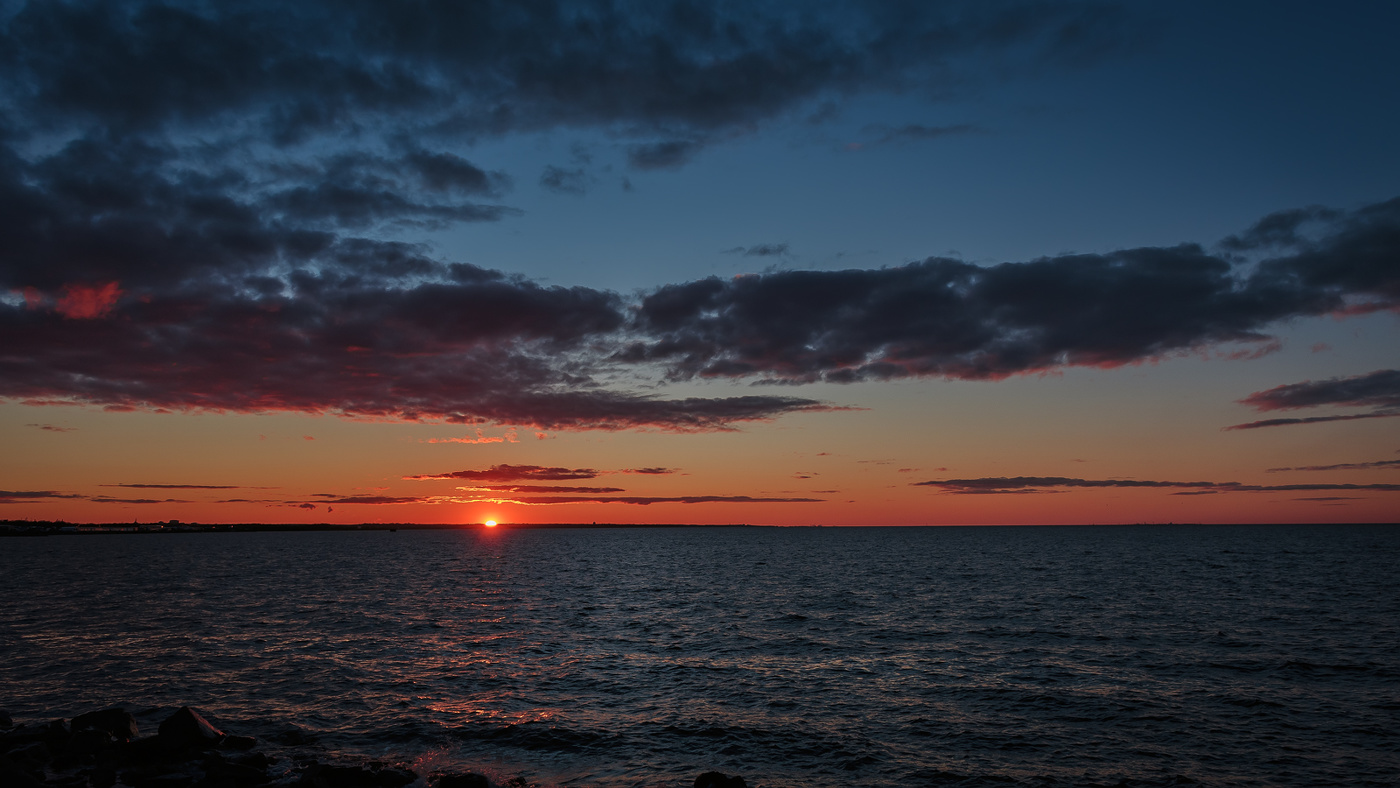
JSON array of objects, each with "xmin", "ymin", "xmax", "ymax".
[
  {"xmin": 1227, "ymin": 369, "xmax": 1400, "ymax": 429},
  {"xmin": 1267, "ymin": 459, "xmax": 1400, "ymax": 472},
  {"xmin": 458, "ymin": 495, "xmax": 823, "ymax": 506},
  {"xmin": 915, "ymin": 476, "xmax": 1400, "ymax": 494}
]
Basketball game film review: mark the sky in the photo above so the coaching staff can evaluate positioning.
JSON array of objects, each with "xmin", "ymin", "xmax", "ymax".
[{"xmin": 2, "ymin": 0, "xmax": 1398, "ymax": 526}]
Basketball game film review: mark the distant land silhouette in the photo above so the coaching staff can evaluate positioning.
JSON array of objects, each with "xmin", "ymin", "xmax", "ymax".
[{"xmin": 0, "ymin": 520, "xmax": 759, "ymax": 535}]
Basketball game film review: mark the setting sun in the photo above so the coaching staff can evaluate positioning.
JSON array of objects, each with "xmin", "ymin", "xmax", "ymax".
[{"xmin": 484, "ymin": 520, "xmax": 497, "ymax": 527}]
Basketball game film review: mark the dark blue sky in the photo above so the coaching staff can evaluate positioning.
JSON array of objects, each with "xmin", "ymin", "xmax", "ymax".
[{"xmin": 2, "ymin": 1, "xmax": 1398, "ymax": 524}]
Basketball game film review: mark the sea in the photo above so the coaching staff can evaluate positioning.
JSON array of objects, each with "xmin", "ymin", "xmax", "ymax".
[{"xmin": 1, "ymin": 524, "xmax": 1397, "ymax": 787}]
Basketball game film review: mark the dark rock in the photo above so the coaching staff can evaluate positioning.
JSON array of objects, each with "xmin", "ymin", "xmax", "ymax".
[
  {"xmin": 90, "ymin": 765, "xmax": 118, "ymax": 788},
  {"xmin": 435, "ymin": 773, "xmax": 491, "ymax": 788},
  {"xmin": 204, "ymin": 759, "xmax": 269, "ymax": 787},
  {"xmin": 119, "ymin": 735, "xmax": 170, "ymax": 766},
  {"xmin": 220, "ymin": 734, "xmax": 257, "ymax": 751},
  {"xmin": 233, "ymin": 752, "xmax": 274, "ymax": 771},
  {"xmin": 0, "ymin": 709, "xmax": 12, "ymax": 728},
  {"xmin": 64, "ymin": 727, "xmax": 112, "ymax": 758},
  {"xmin": 300, "ymin": 762, "xmax": 417, "ymax": 788},
  {"xmin": 6, "ymin": 741, "xmax": 53, "ymax": 771},
  {"xmin": 158, "ymin": 707, "xmax": 225, "ymax": 750},
  {"xmin": 694, "ymin": 772, "xmax": 747, "ymax": 788},
  {"xmin": 130, "ymin": 773, "xmax": 198, "ymax": 788},
  {"xmin": 71, "ymin": 708, "xmax": 140, "ymax": 741},
  {"xmin": 0, "ymin": 753, "xmax": 44, "ymax": 788}
]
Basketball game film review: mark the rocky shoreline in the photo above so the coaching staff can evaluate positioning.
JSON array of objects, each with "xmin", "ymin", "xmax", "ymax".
[{"xmin": 0, "ymin": 707, "xmax": 749, "ymax": 788}]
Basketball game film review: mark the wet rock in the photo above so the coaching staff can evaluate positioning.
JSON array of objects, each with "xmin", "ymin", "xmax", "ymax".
[
  {"xmin": 204, "ymin": 758, "xmax": 269, "ymax": 787},
  {"xmin": 694, "ymin": 772, "xmax": 747, "ymax": 788},
  {"xmin": 89, "ymin": 764, "xmax": 118, "ymax": 788},
  {"xmin": 6, "ymin": 740, "xmax": 53, "ymax": 771},
  {"xmin": 434, "ymin": 773, "xmax": 491, "ymax": 788},
  {"xmin": 300, "ymin": 762, "xmax": 417, "ymax": 788},
  {"xmin": 158, "ymin": 707, "xmax": 225, "ymax": 750},
  {"xmin": 71, "ymin": 708, "xmax": 140, "ymax": 741},
  {"xmin": 64, "ymin": 727, "xmax": 112, "ymax": 758},
  {"xmin": 0, "ymin": 752, "xmax": 45, "ymax": 788},
  {"xmin": 221, "ymin": 734, "xmax": 258, "ymax": 751}
]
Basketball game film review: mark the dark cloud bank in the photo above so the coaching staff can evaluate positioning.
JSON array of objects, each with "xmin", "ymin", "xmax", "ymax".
[{"xmin": 1, "ymin": 2, "xmax": 1397, "ymax": 433}]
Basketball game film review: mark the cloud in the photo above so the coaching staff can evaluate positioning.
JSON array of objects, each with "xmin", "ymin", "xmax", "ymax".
[
  {"xmin": 1293, "ymin": 497, "xmax": 1361, "ymax": 502},
  {"xmin": 914, "ymin": 476, "xmax": 1400, "ymax": 494},
  {"xmin": 1239, "ymin": 369, "xmax": 1400, "ymax": 411},
  {"xmin": 100, "ymin": 483, "xmax": 246, "ymax": 489},
  {"xmin": 723, "ymin": 244, "xmax": 790, "ymax": 258},
  {"xmin": 858, "ymin": 123, "xmax": 981, "ymax": 146},
  {"xmin": 1225, "ymin": 369, "xmax": 1400, "ymax": 430},
  {"xmin": 457, "ymin": 485, "xmax": 628, "ymax": 494},
  {"xmin": 626, "ymin": 197, "xmax": 1400, "ymax": 383},
  {"xmin": 0, "ymin": 490, "xmax": 84, "ymax": 503},
  {"xmin": 1224, "ymin": 413, "xmax": 1400, "ymax": 431},
  {"xmin": 307, "ymin": 495, "xmax": 429, "ymax": 505},
  {"xmin": 1267, "ymin": 459, "xmax": 1400, "ymax": 473},
  {"xmin": 56, "ymin": 282, "xmax": 123, "ymax": 319},
  {"xmin": 621, "ymin": 467, "xmax": 676, "ymax": 475},
  {"xmin": 459, "ymin": 494, "xmax": 823, "ymax": 506},
  {"xmin": 86, "ymin": 496, "xmax": 192, "ymax": 505},
  {"xmin": 540, "ymin": 166, "xmax": 593, "ymax": 195},
  {"xmin": 409, "ymin": 464, "xmax": 603, "ymax": 482},
  {"xmin": 627, "ymin": 140, "xmax": 704, "ymax": 171},
  {"xmin": 26, "ymin": 423, "xmax": 75, "ymax": 432},
  {"xmin": 425, "ymin": 428, "xmax": 519, "ymax": 444}
]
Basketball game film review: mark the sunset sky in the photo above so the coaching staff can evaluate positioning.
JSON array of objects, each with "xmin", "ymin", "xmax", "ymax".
[{"xmin": 2, "ymin": 0, "xmax": 1398, "ymax": 525}]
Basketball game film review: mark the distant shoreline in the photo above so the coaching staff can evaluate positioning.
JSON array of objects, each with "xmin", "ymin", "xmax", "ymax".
[
  {"xmin": 2, "ymin": 519, "xmax": 1395, "ymax": 535},
  {"xmin": 0, "ymin": 520, "xmax": 758, "ymax": 535}
]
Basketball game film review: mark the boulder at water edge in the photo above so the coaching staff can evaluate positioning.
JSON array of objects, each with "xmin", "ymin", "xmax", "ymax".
[
  {"xmin": 70, "ymin": 708, "xmax": 139, "ymax": 741},
  {"xmin": 158, "ymin": 707, "xmax": 225, "ymax": 749},
  {"xmin": 695, "ymin": 771, "xmax": 747, "ymax": 788},
  {"xmin": 434, "ymin": 773, "xmax": 490, "ymax": 788}
]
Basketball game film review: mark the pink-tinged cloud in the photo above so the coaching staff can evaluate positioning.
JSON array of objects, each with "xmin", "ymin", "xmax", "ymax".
[
  {"xmin": 458, "ymin": 484, "xmax": 629, "ymax": 493},
  {"xmin": 621, "ymin": 467, "xmax": 676, "ymax": 475},
  {"xmin": 87, "ymin": 496, "xmax": 192, "ymax": 504},
  {"xmin": 426, "ymin": 428, "xmax": 518, "ymax": 444},
  {"xmin": 409, "ymin": 463, "xmax": 601, "ymax": 481},
  {"xmin": 101, "ymin": 483, "xmax": 250, "ymax": 489},
  {"xmin": 307, "ymin": 495, "xmax": 430, "ymax": 505},
  {"xmin": 26, "ymin": 423, "xmax": 76, "ymax": 432},
  {"xmin": 460, "ymin": 494, "xmax": 824, "ymax": 505},
  {"xmin": 915, "ymin": 476, "xmax": 1400, "ymax": 494},
  {"xmin": 55, "ymin": 282, "xmax": 122, "ymax": 319},
  {"xmin": 0, "ymin": 490, "xmax": 84, "ymax": 503}
]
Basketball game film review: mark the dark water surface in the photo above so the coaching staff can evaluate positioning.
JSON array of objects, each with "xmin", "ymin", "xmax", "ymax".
[{"xmin": 2, "ymin": 525, "xmax": 1397, "ymax": 787}]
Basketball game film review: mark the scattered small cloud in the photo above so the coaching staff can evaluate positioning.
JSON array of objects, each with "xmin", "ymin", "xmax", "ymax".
[
  {"xmin": 856, "ymin": 123, "xmax": 981, "ymax": 147},
  {"xmin": 723, "ymin": 243, "xmax": 790, "ymax": 258},
  {"xmin": 425, "ymin": 428, "xmax": 519, "ymax": 444},
  {"xmin": 26, "ymin": 423, "xmax": 76, "ymax": 432},
  {"xmin": 540, "ymin": 165, "xmax": 594, "ymax": 195}
]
